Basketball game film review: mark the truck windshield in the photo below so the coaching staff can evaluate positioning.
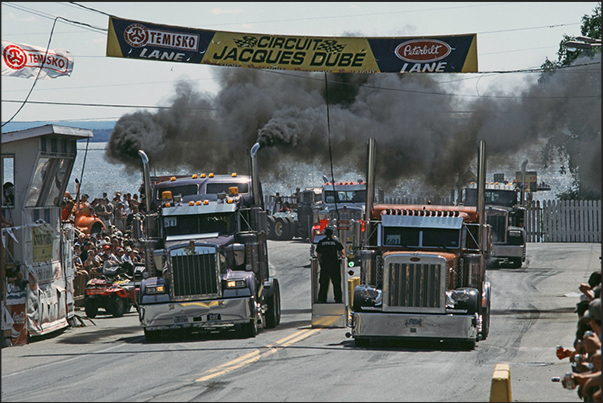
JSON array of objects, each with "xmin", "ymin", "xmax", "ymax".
[
  {"xmin": 465, "ymin": 189, "xmax": 517, "ymax": 208},
  {"xmin": 383, "ymin": 227, "xmax": 460, "ymax": 249},
  {"xmin": 324, "ymin": 189, "xmax": 366, "ymax": 203},
  {"xmin": 163, "ymin": 212, "xmax": 236, "ymax": 237},
  {"xmin": 206, "ymin": 182, "xmax": 249, "ymax": 194},
  {"xmin": 155, "ymin": 184, "xmax": 198, "ymax": 201}
]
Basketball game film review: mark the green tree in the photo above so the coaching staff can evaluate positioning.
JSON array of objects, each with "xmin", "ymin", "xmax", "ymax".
[
  {"xmin": 540, "ymin": 3, "xmax": 601, "ymax": 200},
  {"xmin": 541, "ymin": 3, "xmax": 601, "ymax": 72}
]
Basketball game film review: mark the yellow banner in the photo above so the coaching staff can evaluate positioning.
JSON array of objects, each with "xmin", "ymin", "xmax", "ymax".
[{"xmin": 205, "ymin": 32, "xmax": 380, "ymax": 73}]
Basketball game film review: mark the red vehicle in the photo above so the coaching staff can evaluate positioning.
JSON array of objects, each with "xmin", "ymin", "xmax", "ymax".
[{"xmin": 84, "ymin": 275, "xmax": 140, "ymax": 318}]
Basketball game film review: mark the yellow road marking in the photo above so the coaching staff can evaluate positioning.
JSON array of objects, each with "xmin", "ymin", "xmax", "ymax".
[
  {"xmin": 280, "ymin": 328, "xmax": 321, "ymax": 347},
  {"xmin": 195, "ymin": 328, "xmax": 321, "ymax": 382}
]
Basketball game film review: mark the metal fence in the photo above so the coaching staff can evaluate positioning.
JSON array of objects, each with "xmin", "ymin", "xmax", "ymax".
[
  {"xmin": 525, "ymin": 200, "xmax": 601, "ymax": 243},
  {"xmin": 266, "ymin": 194, "xmax": 601, "ymax": 243}
]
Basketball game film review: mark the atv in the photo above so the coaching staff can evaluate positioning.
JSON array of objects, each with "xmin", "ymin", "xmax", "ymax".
[{"xmin": 83, "ymin": 264, "xmax": 144, "ymax": 318}]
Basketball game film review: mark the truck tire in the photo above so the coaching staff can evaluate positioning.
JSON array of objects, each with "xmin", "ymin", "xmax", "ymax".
[
  {"xmin": 283, "ymin": 217, "xmax": 295, "ymax": 240},
  {"xmin": 109, "ymin": 295, "xmax": 126, "ymax": 317},
  {"xmin": 273, "ymin": 217, "xmax": 289, "ymax": 240},
  {"xmin": 144, "ymin": 328, "xmax": 160, "ymax": 342},
  {"xmin": 241, "ymin": 318, "xmax": 257, "ymax": 338},
  {"xmin": 84, "ymin": 297, "xmax": 98, "ymax": 318},
  {"xmin": 264, "ymin": 279, "xmax": 281, "ymax": 328},
  {"xmin": 267, "ymin": 215, "xmax": 276, "ymax": 239}
]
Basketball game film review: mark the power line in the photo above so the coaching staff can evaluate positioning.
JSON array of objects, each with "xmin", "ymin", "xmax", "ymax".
[
  {"xmin": 1, "ymin": 100, "xmax": 217, "ymax": 110},
  {"xmin": 3, "ymin": 2, "xmax": 106, "ymax": 33},
  {"xmin": 4, "ymin": 2, "xmax": 584, "ymax": 39}
]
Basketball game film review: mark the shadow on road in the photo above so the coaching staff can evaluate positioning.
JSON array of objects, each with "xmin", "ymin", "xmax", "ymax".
[{"xmin": 339, "ymin": 338, "xmax": 478, "ymax": 352}]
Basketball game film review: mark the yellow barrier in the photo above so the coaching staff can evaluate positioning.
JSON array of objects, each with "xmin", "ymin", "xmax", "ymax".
[
  {"xmin": 348, "ymin": 277, "xmax": 360, "ymax": 309},
  {"xmin": 347, "ymin": 277, "xmax": 360, "ymax": 322},
  {"xmin": 490, "ymin": 363, "xmax": 512, "ymax": 402}
]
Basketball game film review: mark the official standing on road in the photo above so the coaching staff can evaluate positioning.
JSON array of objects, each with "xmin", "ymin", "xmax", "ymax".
[{"xmin": 316, "ymin": 227, "xmax": 345, "ymax": 303}]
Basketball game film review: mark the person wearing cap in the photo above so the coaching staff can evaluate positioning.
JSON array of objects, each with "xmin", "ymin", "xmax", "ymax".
[
  {"xmin": 112, "ymin": 191, "xmax": 122, "ymax": 207},
  {"xmin": 315, "ymin": 227, "xmax": 345, "ymax": 303}
]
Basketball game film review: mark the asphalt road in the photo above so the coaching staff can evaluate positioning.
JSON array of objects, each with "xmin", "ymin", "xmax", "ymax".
[{"xmin": 1, "ymin": 241, "xmax": 599, "ymax": 402}]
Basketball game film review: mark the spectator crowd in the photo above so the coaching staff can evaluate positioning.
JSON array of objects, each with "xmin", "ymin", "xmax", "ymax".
[
  {"xmin": 63, "ymin": 191, "xmax": 146, "ymax": 279},
  {"xmin": 555, "ymin": 266, "xmax": 601, "ymax": 402}
]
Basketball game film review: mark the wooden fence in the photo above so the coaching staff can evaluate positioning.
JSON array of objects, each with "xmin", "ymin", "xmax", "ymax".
[{"xmin": 525, "ymin": 200, "xmax": 601, "ymax": 243}]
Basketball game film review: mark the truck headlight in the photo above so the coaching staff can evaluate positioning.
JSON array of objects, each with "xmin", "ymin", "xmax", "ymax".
[
  {"xmin": 146, "ymin": 285, "xmax": 166, "ymax": 294},
  {"xmin": 448, "ymin": 289, "xmax": 470, "ymax": 303},
  {"xmin": 508, "ymin": 230, "xmax": 522, "ymax": 237},
  {"xmin": 226, "ymin": 280, "xmax": 246, "ymax": 289},
  {"xmin": 360, "ymin": 287, "xmax": 380, "ymax": 300}
]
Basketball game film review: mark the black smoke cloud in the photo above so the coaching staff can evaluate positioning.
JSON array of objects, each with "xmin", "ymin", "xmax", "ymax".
[{"xmin": 106, "ymin": 53, "xmax": 600, "ymax": 197}]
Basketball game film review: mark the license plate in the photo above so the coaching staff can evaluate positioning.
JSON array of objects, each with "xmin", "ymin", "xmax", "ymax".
[
  {"xmin": 405, "ymin": 318, "xmax": 423, "ymax": 327},
  {"xmin": 174, "ymin": 315, "xmax": 188, "ymax": 324},
  {"xmin": 207, "ymin": 313, "xmax": 221, "ymax": 321}
]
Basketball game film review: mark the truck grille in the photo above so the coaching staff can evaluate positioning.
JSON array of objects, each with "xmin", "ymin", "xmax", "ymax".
[
  {"xmin": 387, "ymin": 262, "xmax": 441, "ymax": 308},
  {"xmin": 171, "ymin": 252, "xmax": 219, "ymax": 299},
  {"xmin": 487, "ymin": 213, "xmax": 507, "ymax": 243}
]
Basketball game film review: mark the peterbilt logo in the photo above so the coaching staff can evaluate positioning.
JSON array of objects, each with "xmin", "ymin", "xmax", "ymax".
[{"xmin": 394, "ymin": 39, "xmax": 451, "ymax": 63}]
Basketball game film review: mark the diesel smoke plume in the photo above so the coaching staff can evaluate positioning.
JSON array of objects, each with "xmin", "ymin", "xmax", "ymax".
[{"xmin": 106, "ymin": 54, "xmax": 601, "ymax": 197}]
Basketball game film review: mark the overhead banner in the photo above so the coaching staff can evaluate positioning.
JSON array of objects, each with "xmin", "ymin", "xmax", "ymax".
[
  {"xmin": 1, "ymin": 40, "xmax": 74, "ymax": 79},
  {"xmin": 106, "ymin": 16, "xmax": 478, "ymax": 73}
]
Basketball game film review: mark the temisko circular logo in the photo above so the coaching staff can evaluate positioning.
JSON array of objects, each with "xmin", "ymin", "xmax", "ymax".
[
  {"xmin": 124, "ymin": 24, "xmax": 149, "ymax": 48},
  {"xmin": 3, "ymin": 44, "xmax": 27, "ymax": 70}
]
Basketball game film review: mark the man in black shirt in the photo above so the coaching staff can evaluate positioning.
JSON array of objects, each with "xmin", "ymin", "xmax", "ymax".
[{"xmin": 316, "ymin": 227, "xmax": 345, "ymax": 303}]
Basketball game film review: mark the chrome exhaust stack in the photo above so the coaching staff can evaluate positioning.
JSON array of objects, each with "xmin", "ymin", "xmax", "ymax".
[
  {"xmin": 364, "ymin": 138, "xmax": 376, "ymax": 246},
  {"xmin": 138, "ymin": 150, "xmax": 154, "ymax": 278},
  {"xmin": 250, "ymin": 142, "xmax": 261, "ymax": 208},
  {"xmin": 138, "ymin": 150, "xmax": 152, "ymax": 213}
]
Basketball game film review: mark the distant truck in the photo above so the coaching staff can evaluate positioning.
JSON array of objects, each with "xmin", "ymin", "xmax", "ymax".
[
  {"xmin": 135, "ymin": 143, "xmax": 281, "ymax": 341},
  {"xmin": 310, "ymin": 180, "xmax": 367, "ymax": 267},
  {"xmin": 463, "ymin": 181, "xmax": 526, "ymax": 268},
  {"xmin": 266, "ymin": 187, "xmax": 322, "ymax": 241}
]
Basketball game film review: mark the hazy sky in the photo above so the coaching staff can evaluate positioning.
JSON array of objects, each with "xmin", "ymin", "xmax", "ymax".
[{"xmin": 1, "ymin": 2, "xmax": 599, "ymax": 123}]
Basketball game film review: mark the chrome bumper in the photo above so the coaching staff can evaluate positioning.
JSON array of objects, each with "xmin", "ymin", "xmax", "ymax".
[
  {"xmin": 139, "ymin": 297, "xmax": 252, "ymax": 331},
  {"xmin": 351, "ymin": 312, "xmax": 477, "ymax": 341},
  {"xmin": 492, "ymin": 244, "xmax": 525, "ymax": 258}
]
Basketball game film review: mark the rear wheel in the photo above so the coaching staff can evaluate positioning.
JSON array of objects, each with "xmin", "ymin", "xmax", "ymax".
[
  {"xmin": 84, "ymin": 297, "xmax": 97, "ymax": 318},
  {"xmin": 264, "ymin": 280, "xmax": 281, "ymax": 328},
  {"xmin": 109, "ymin": 295, "xmax": 125, "ymax": 317}
]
